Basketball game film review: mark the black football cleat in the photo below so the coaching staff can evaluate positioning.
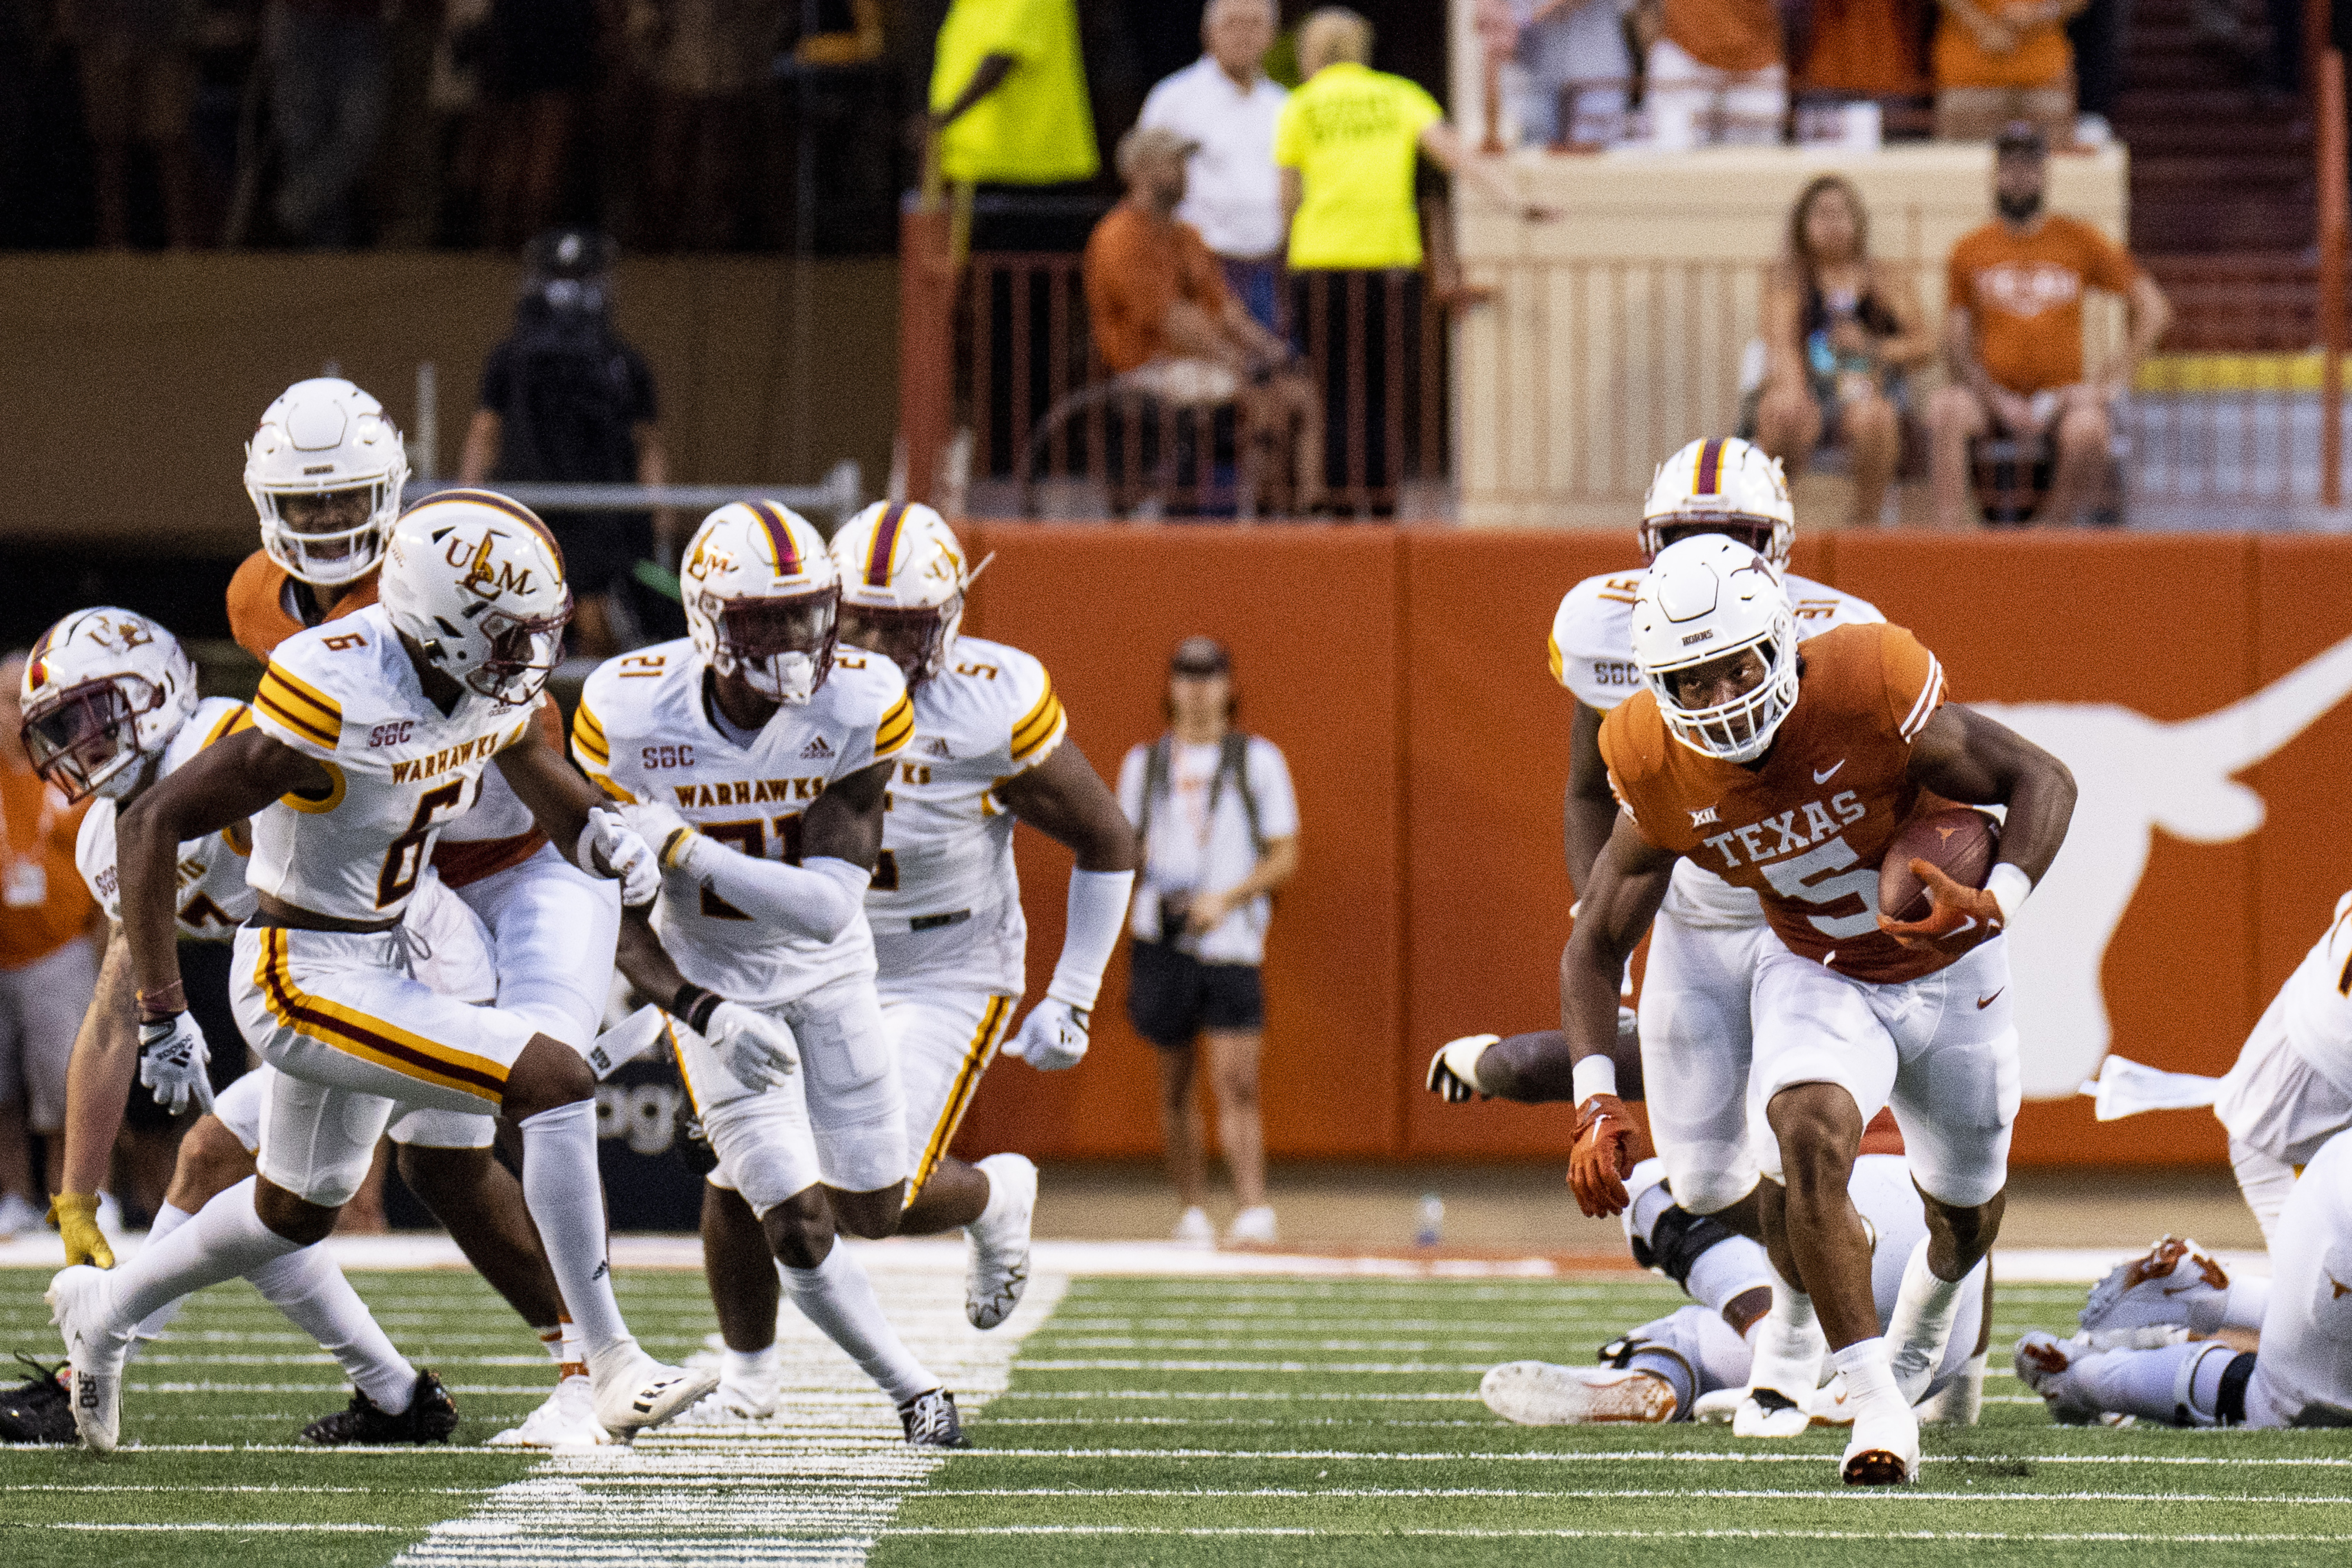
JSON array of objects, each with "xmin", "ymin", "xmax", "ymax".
[
  {"xmin": 301, "ymin": 1368, "xmax": 461, "ymax": 1446},
  {"xmin": 898, "ymin": 1387, "xmax": 969, "ymax": 1448},
  {"xmin": 0, "ymin": 1352, "xmax": 77, "ymax": 1444}
]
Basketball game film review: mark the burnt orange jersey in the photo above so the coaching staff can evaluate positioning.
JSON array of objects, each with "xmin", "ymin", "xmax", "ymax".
[
  {"xmin": 1601, "ymin": 621, "xmax": 1951, "ymax": 985},
  {"xmin": 225, "ymin": 550, "xmax": 379, "ymax": 662}
]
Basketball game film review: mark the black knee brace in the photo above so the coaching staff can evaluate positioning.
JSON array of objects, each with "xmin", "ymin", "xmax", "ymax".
[{"xmin": 1630, "ymin": 1204, "xmax": 1739, "ymax": 1289}]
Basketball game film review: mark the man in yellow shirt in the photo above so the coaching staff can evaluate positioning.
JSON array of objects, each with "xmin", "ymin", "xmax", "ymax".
[
  {"xmin": 927, "ymin": 0, "xmax": 1097, "ymax": 188},
  {"xmin": 1273, "ymin": 7, "xmax": 1554, "ymax": 507}
]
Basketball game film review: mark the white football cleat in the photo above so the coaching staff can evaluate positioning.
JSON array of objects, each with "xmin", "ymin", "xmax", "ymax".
[
  {"xmin": 2078, "ymin": 1235, "xmax": 2229, "ymax": 1340},
  {"xmin": 1479, "ymin": 1361, "xmax": 1678, "ymax": 1425},
  {"xmin": 488, "ymin": 1374, "xmax": 611, "ymax": 1452},
  {"xmin": 588, "ymin": 1341, "xmax": 719, "ymax": 1438},
  {"xmin": 1840, "ymin": 1394, "xmax": 1919, "ymax": 1485},
  {"xmin": 1807, "ymin": 1372, "xmax": 1857, "ymax": 1427},
  {"xmin": 2014, "ymin": 1330, "xmax": 2130, "ymax": 1426},
  {"xmin": 966, "ymin": 1153, "xmax": 1038, "ymax": 1331},
  {"xmin": 1226, "ymin": 1205, "xmax": 1278, "ymax": 1246},
  {"xmin": 1733, "ymin": 1386, "xmax": 1813, "ymax": 1437},
  {"xmin": 46, "ymin": 1265, "xmax": 131, "ymax": 1453},
  {"xmin": 1172, "ymin": 1207, "xmax": 1215, "ymax": 1248},
  {"xmin": 673, "ymin": 1377, "xmax": 781, "ymax": 1426}
]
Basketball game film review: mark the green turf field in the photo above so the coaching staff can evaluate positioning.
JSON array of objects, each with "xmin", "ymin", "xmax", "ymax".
[{"xmin": 5, "ymin": 1263, "xmax": 2352, "ymax": 1566}]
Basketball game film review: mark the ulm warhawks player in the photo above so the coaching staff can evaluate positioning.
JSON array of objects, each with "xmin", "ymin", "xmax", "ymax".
[
  {"xmin": 233, "ymin": 377, "xmax": 631, "ymax": 1450},
  {"xmin": 47, "ymin": 492, "xmax": 713, "ymax": 1452},
  {"xmin": 29, "ymin": 607, "xmax": 489, "ymax": 1444},
  {"xmin": 577, "ymin": 501, "xmax": 971, "ymax": 1445},
  {"xmin": 1563, "ymin": 536, "xmax": 2075, "ymax": 1485}
]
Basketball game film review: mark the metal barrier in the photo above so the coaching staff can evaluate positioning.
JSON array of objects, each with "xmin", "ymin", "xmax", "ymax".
[
  {"xmin": 957, "ymin": 253, "xmax": 1447, "ymax": 519},
  {"xmin": 403, "ymin": 461, "xmax": 864, "ymax": 523}
]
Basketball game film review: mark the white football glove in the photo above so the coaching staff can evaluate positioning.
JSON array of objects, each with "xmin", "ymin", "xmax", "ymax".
[
  {"xmin": 1004, "ymin": 999, "xmax": 1090, "ymax": 1072},
  {"xmin": 1426, "ymin": 1034, "xmax": 1497, "ymax": 1103},
  {"xmin": 138, "ymin": 1011, "xmax": 215, "ymax": 1116},
  {"xmin": 621, "ymin": 800, "xmax": 702, "ymax": 873},
  {"xmin": 704, "ymin": 1000, "xmax": 798, "ymax": 1090},
  {"xmin": 579, "ymin": 806, "xmax": 661, "ymax": 905}
]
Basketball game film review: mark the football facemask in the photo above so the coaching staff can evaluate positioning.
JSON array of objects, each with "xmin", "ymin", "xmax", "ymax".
[
  {"xmin": 837, "ymin": 598, "xmax": 956, "ymax": 685},
  {"xmin": 21, "ymin": 674, "xmax": 162, "ymax": 802},
  {"xmin": 468, "ymin": 598, "xmax": 573, "ymax": 705},
  {"xmin": 706, "ymin": 589, "xmax": 838, "ymax": 705}
]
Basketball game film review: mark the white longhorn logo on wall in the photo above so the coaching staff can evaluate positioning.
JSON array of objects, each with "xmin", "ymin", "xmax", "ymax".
[{"xmin": 1978, "ymin": 632, "xmax": 2352, "ymax": 1100}]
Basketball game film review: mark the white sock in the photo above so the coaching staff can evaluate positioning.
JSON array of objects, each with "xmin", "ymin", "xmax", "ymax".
[
  {"xmin": 968, "ymin": 1168, "xmax": 1012, "ymax": 1234},
  {"xmin": 1884, "ymin": 1239, "xmax": 1965, "ymax": 1397},
  {"xmin": 1831, "ymin": 1335, "xmax": 1902, "ymax": 1414},
  {"xmin": 2221, "ymin": 1275, "xmax": 2272, "ymax": 1333},
  {"xmin": 516, "ymin": 1100, "xmax": 630, "ymax": 1359},
  {"xmin": 1915, "ymin": 1348, "xmax": 1986, "ymax": 1425},
  {"xmin": 129, "ymin": 1203, "xmax": 196, "ymax": 1346},
  {"xmin": 2230, "ymin": 1137, "xmax": 2296, "ymax": 1250},
  {"xmin": 1746, "ymin": 1261, "xmax": 1824, "ymax": 1398},
  {"xmin": 1624, "ymin": 1160, "xmax": 1673, "ymax": 1242},
  {"xmin": 722, "ymin": 1344, "xmax": 780, "ymax": 1389},
  {"xmin": 2072, "ymin": 1339, "xmax": 2235, "ymax": 1426},
  {"xmin": 105, "ymin": 1178, "xmax": 303, "ymax": 1331},
  {"xmin": 247, "ymin": 1243, "xmax": 418, "ymax": 1412},
  {"xmin": 782, "ymin": 1243, "xmax": 936, "ymax": 1405}
]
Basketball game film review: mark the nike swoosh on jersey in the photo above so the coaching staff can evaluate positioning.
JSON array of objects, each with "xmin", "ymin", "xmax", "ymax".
[
  {"xmin": 1977, "ymin": 988, "xmax": 2004, "ymax": 1009},
  {"xmin": 1813, "ymin": 760, "xmax": 1846, "ymax": 784}
]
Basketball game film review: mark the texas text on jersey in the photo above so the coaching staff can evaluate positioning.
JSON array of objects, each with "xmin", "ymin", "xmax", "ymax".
[
  {"xmin": 1600, "ymin": 622, "xmax": 1951, "ymax": 985},
  {"xmin": 243, "ymin": 606, "xmax": 539, "ymax": 924},
  {"xmin": 1550, "ymin": 568, "xmax": 1884, "ymax": 713},
  {"xmin": 866, "ymin": 635, "xmax": 1066, "ymax": 985},
  {"xmin": 76, "ymin": 697, "xmax": 256, "ymax": 940},
  {"xmin": 572, "ymin": 639, "xmax": 915, "ymax": 1007}
]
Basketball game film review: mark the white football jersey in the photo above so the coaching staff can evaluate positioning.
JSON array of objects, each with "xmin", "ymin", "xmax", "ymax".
[
  {"xmin": 77, "ymin": 697, "xmax": 258, "ymax": 941},
  {"xmin": 2271, "ymin": 889, "xmax": 2352, "ymax": 1094},
  {"xmin": 1552, "ymin": 563, "xmax": 1884, "ymax": 927},
  {"xmin": 575, "ymin": 639, "xmax": 913, "ymax": 1007},
  {"xmin": 244, "ymin": 606, "xmax": 539, "ymax": 924}
]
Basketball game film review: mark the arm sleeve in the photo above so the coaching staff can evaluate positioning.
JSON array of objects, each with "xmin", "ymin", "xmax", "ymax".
[
  {"xmin": 677, "ymin": 846, "xmax": 872, "ymax": 943},
  {"xmin": 1045, "ymin": 867, "xmax": 1136, "ymax": 1010},
  {"xmin": 1247, "ymin": 739, "xmax": 1300, "ymax": 840},
  {"xmin": 1005, "ymin": 659, "xmax": 1067, "ymax": 773},
  {"xmin": 1877, "ymin": 625, "xmax": 1949, "ymax": 743},
  {"xmin": 249, "ymin": 655, "xmax": 344, "ymax": 759}
]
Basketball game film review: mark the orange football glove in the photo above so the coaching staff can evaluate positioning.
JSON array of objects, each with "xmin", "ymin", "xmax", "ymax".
[
  {"xmin": 1877, "ymin": 859, "xmax": 2004, "ymax": 957},
  {"xmin": 1568, "ymin": 1093, "xmax": 1637, "ymax": 1218}
]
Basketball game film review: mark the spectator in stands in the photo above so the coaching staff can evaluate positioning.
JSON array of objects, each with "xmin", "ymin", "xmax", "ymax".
[
  {"xmin": 1930, "ymin": 0, "xmax": 2083, "ymax": 142},
  {"xmin": 1794, "ymin": 0, "xmax": 1931, "ymax": 104},
  {"xmin": 1488, "ymin": 0, "xmax": 1638, "ymax": 149},
  {"xmin": 1930, "ymin": 122, "xmax": 2170, "ymax": 528},
  {"xmin": 925, "ymin": 0, "xmax": 1097, "ymax": 191},
  {"xmin": 67, "ymin": 0, "xmax": 202, "ymax": 247},
  {"xmin": 477, "ymin": 0, "xmax": 599, "ymax": 248},
  {"xmin": 1086, "ymin": 125, "xmax": 1324, "ymax": 515},
  {"xmin": 1755, "ymin": 174, "xmax": 1933, "ymax": 526},
  {"xmin": 1278, "ymin": 7, "xmax": 1555, "ymax": 506},
  {"xmin": 1138, "ymin": 0, "xmax": 1289, "ymax": 333},
  {"xmin": 1633, "ymin": 0, "xmax": 1789, "ymax": 144},
  {"xmin": 0, "ymin": 652, "xmax": 100, "ymax": 1225},
  {"xmin": 631, "ymin": 0, "xmax": 787, "ymax": 251},
  {"xmin": 460, "ymin": 230, "xmax": 675, "ymax": 658},
  {"xmin": 265, "ymin": 0, "xmax": 392, "ymax": 246},
  {"xmin": 1120, "ymin": 636, "xmax": 1300, "ymax": 1250}
]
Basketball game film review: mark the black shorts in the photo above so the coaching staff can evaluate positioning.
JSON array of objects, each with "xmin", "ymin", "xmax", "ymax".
[{"xmin": 1125, "ymin": 939, "xmax": 1264, "ymax": 1049}]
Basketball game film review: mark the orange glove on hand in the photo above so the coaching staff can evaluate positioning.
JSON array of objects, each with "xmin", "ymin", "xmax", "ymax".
[
  {"xmin": 1877, "ymin": 859, "xmax": 2004, "ymax": 957},
  {"xmin": 1568, "ymin": 1093, "xmax": 1637, "ymax": 1218}
]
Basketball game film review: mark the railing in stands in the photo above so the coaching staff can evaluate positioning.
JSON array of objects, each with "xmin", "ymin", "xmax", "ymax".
[{"xmin": 956, "ymin": 253, "xmax": 1448, "ymax": 520}]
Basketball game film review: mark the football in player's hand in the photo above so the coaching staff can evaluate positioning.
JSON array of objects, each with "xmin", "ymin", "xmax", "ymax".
[{"xmin": 1878, "ymin": 807, "xmax": 2000, "ymax": 924}]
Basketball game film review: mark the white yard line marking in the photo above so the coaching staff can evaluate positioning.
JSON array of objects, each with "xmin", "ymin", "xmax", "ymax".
[
  {"xmin": 880, "ymin": 1528, "xmax": 2352, "ymax": 1542},
  {"xmin": 909, "ymin": 1486, "xmax": 2352, "ymax": 1504},
  {"xmin": 41, "ymin": 1523, "xmax": 411, "ymax": 1532},
  {"xmin": 1017, "ymin": 1359, "xmax": 1498, "ymax": 1373},
  {"xmin": 389, "ymin": 1262, "xmax": 1065, "ymax": 1568},
  {"xmin": 950, "ymin": 1446, "xmax": 2352, "ymax": 1466}
]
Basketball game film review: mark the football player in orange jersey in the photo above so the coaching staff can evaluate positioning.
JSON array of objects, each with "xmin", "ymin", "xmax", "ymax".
[{"xmin": 1561, "ymin": 536, "xmax": 2075, "ymax": 1486}]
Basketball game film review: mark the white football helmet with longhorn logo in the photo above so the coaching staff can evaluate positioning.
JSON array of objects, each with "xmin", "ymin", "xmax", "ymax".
[
  {"xmin": 379, "ymin": 489, "xmax": 573, "ymax": 706},
  {"xmin": 18, "ymin": 607, "xmax": 201, "ymax": 802},
  {"xmin": 681, "ymin": 500, "xmax": 840, "ymax": 706},
  {"xmin": 827, "ymin": 501, "xmax": 979, "ymax": 686},
  {"xmin": 245, "ymin": 377, "xmax": 411, "ymax": 588},
  {"xmin": 1640, "ymin": 436, "xmax": 1794, "ymax": 569}
]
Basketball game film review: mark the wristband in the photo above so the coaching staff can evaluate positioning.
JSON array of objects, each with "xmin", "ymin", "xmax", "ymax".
[
  {"xmin": 136, "ymin": 981, "xmax": 187, "ymax": 1018},
  {"xmin": 659, "ymin": 825, "xmax": 699, "ymax": 871},
  {"xmin": 1985, "ymin": 863, "xmax": 2033, "ymax": 925},
  {"xmin": 672, "ymin": 984, "xmax": 723, "ymax": 1034},
  {"xmin": 1572, "ymin": 1055, "xmax": 1618, "ymax": 1105}
]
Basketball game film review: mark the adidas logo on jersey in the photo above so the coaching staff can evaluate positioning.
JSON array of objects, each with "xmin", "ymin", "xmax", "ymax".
[
  {"xmin": 800, "ymin": 736, "xmax": 833, "ymax": 759},
  {"xmin": 924, "ymin": 737, "xmax": 952, "ymax": 758}
]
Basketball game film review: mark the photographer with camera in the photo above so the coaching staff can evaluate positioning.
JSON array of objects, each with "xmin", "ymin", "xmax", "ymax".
[{"xmin": 1118, "ymin": 637, "xmax": 1299, "ymax": 1248}]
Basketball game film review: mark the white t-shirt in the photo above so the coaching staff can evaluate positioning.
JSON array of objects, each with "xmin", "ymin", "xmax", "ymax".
[
  {"xmin": 1118, "ymin": 733, "xmax": 1299, "ymax": 966},
  {"xmin": 1138, "ymin": 56, "xmax": 1289, "ymax": 260}
]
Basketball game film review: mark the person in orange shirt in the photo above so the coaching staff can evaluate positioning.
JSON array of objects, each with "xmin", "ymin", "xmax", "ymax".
[
  {"xmin": 1083, "ymin": 123, "xmax": 1323, "ymax": 514},
  {"xmin": 1931, "ymin": 0, "xmax": 2081, "ymax": 143},
  {"xmin": 1635, "ymin": 0, "xmax": 1789, "ymax": 145},
  {"xmin": 1928, "ymin": 124, "xmax": 2169, "ymax": 528},
  {"xmin": 0, "ymin": 650, "xmax": 100, "ymax": 1228}
]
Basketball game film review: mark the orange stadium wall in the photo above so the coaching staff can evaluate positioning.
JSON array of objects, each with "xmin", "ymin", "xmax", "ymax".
[{"xmin": 945, "ymin": 527, "xmax": 2352, "ymax": 1171}]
